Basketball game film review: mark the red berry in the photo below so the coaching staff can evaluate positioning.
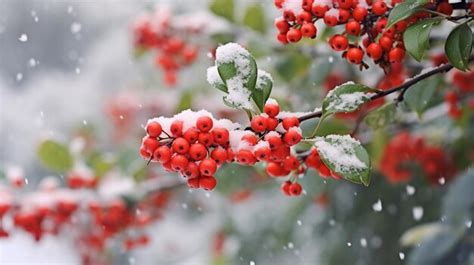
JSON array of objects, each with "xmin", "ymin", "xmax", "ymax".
[
  {"xmin": 189, "ymin": 143, "xmax": 208, "ymax": 161},
  {"xmin": 283, "ymin": 10, "xmax": 296, "ymax": 21},
  {"xmin": 444, "ymin": 91, "xmax": 457, "ymax": 104},
  {"xmin": 266, "ymin": 134, "xmax": 282, "ymax": 150},
  {"xmin": 211, "ymin": 147, "xmax": 228, "ymax": 165},
  {"xmin": 172, "ymin": 137, "xmax": 190, "ymax": 154},
  {"xmin": 187, "ymin": 177, "xmax": 200, "ymax": 188},
  {"xmin": 241, "ymin": 134, "xmax": 258, "ymax": 146},
  {"xmin": 275, "ymin": 17, "xmax": 290, "ymax": 33},
  {"xmin": 330, "ymin": 34, "xmax": 349, "ymax": 51},
  {"xmin": 286, "ymin": 28, "xmax": 302, "ymax": 43},
  {"xmin": 336, "ymin": 0, "xmax": 353, "ymax": 9},
  {"xmin": 266, "ymin": 162, "xmax": 285, "ymax": 177},
  {"xmin": 388, "ymin": 47, "xmax": 405, "ymax": 63},
  {"xmin": 182, "ymin": 162, "xmax": 200, "ymax": 179},
  {"xmin": 323, "ymin": 14, "xmax": 338, "ymax": 27},
  {"xmin": 199, "ymin": 158, "xmax": 217, "ymax": 176},
  {"xmin": 251, "ymin": 115, "xmax": 268, "ymax": 133},
  {"xmin": 372, "ymin": 1, "xmax": 388, "ymax": 15},
  {"xmin": 264, "ymin": 102, "xmax": 280, "ymax": 117},
  {"xmin": 375, "ymin": 18, "xmax": 387, "ymax": 33},
  {"xmin": 289, "ymin": 182, "xmax": 302, "ymax": 196},
  {"xmin": 301, "ymin": 23, "xmax": 317, "ymax": 38},
  {"xmin": 282, "ymin": 117, "xmax": 300, "ymax": 130},
  {"xmin": 283, "ymin": 156, "xmax": 300, "ymax": 171},
  {"xmin": 171, "ymin": 155, "xmax": 189, "ymax": 172},
  {"xmin": 338, "ymin": 9, "xmax": 350, "ymax": 23},
  {"xmin": 212, "ymin": 128, "xmax": 230, "ymax": 145},
  {"xmin": 379, "ymin": 36, "xmax": 394, "ymax": 51},
  {"xmin": 367, "ymin": 43, "xmax": 383, "ymax": 60},
  {"xmin": 254, "ymin": 146, "xmax": 272, "ymax": 161},
  {"xmin": 236, "ymin": 150, "xmax": 257, "ymax": 165},
  {"xmin": 146, "ymin": 121, "xmax": 162, "ymax": 138},
  {"xmin": 199, "ymin": 176, "xmax": 217, "ymax": 191},
  {"xmin": 346, "ymin": 47, "xmax": 364, "ymax": 64},
  {"xmin": 296, "ymin": 11, "xmax": 313, "ymax": 24},
  {"xmin": 196, "ymin": 116, "xmax": 213, "ymax": 133},
  {"xmin": 283, "ymin": 129, "xmax": 302, "ymax": 146},
  {"xmin": 346, "ymin": 20, "xmax": 361, "ymax": 36},
  {"xmin": 170, "ymin": 120, "xmax": 184, "ymax": 137},
  {"xmin": 437, "ymin": 2, "xmax": 453, "ymax": 15},
  {"xmin": 281, "ymin": 181, "xmax": 292, "ymax": 196},
  {"xmin": 143, "ymin": 137, "xmax": 160, "ymax": 153},
  {"xmin": 352, "ymin": 7, "xmax": 368, "ymax": 21},
  {"xmin": 312, "ymin": 5, "xmax": 329, "ymax": 17},
  {"xmin": 140, "ymin": 147, "xmax": 151, "ymax": 160},
  {"xmin": 153, "ymin": 146, "xmax": 172, "ymax": 163},
  {"xmin": 277, "ymin": 33, "xmax": 289, "ymax": 44},
  {"xmin": 183, "ymin": 128, "xmax": 199, "ymax": 144},
  {"xmin": 267, "ymin": 118, "xmax": 279, "ymax": 130},
  {"xmin": 198, "ymin": 132, "xmax": 214, "ymax": 147},
  {"xmin": 318, "ymin": 162, "xmax": 331, "ymax": 178}
]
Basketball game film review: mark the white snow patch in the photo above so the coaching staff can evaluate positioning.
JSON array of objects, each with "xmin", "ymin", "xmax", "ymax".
[{"xmin": 313, "ymin": 135, "xmax": 367, "ymax": 173}]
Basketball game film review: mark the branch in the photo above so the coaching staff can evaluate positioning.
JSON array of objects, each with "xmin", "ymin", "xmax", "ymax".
[{"xmin": 298, "ymin": 56, "xmax": 474, "ymax": 123}]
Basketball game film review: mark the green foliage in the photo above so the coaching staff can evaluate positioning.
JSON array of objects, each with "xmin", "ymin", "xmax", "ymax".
[
  {"xmin": 404, "ymin": 18, "xmax": 441, "ymax": 61},
  {"xmin": 243, "ymin": 4, "xmax": 266, "ymax": 33},
  {"xmin": 274, "ymin": 52, "xmax": 311, "ymax": 82},
  {"xmin": 37, "ymin": 140, "xmax": 73, "ymax": 173},
  {"xmin": 322, "ymin": 83, "xmax": 374, "ymax": 115},
  {"xmin": 252, "ymin": 71, "xmax": 273, "ymax": 112},
  {"xmin": 365, "ymin": 102, "xmax": 397, "ymax": 129},
  {"xmin": 386, "ymin": 0, "xmax": 430, "ymax": 29},
  {"xmin": 314, "ymin": 135, "xmax": 371, "ymax": 186},
  {"xmin": 86, "ymin": 152, "xmax": 114, "ymax": 177},
  {"xmin": 445, "ymin": 22, "xmax": 473, "ymax": 71},
  {"xmin": 404, "ymin": 75, "xmax": 441, "ymax": 117},
  {"xmin": 209, "ymin": 0, "xmax": 234, "ymax": 21},
  {"xmin": 176, "ymin": 91, "xmax": 193, "ymax": 112}
]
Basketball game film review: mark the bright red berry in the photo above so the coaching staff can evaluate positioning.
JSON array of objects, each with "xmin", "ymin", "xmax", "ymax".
[
  {"xmin": 153, "ymin": 146, "xmax": 172, "ymax": 163},
  {"xmin": 289, "ymin": 182, "xmax": 302, "ymax": 196},
  {"xmin": 170, "ymin": 120, "xmax": 183, "ymax": 137},
  {"xmin": 171, "ymin": 155, "xmax": 189, "ymax": 172},
  {"xmin": 251, "ymin": 115, "xmax": 268, "ymax": 132},
  {"xmin": 212, "ymin": 128, "xmax": 230, "ymax": 145},
  {"xmin": 346, "ymin": 20, "xmax": 361, "ymax": 36},
  {"xmin": 282, "ymin": 117, "xmax": 300, "ymax": 130},
  {"xmin": 146, "ymin": 121, "xmax": 162, "ymax": 138},
  {"xmin": 172, "ymin": 137, "xmax": 190, "ymax": 154},
  {"xmin": 199, "ymin": 176, "xmax": 217, "ymax": 191},
  {"xmin": 189, "ymin": 143, "xmax": 208, "ymax": 161},
  {"xmin": 330, "ymin": 35, "xmax": 349, "ymax": 51},
  {"xmin": 372, "ymin": 1, "xmax": 388, "ymax": 15},
  {"xmin": 286, "ymin": 28, "xmax": 302, "ymax": 43},
  {"xmin": 301, "ymin": 23, "xmax": 317, "ymax": 38},
  {"xmin": 196, "ymin": 116, "xmax": 213, "ymax": 133},
  {"xmin": 264, "ymin": 102, "xmax": 280, "ymax": 117},
  {"xmin": 199, "ymin": 158, "xmax": 217, "ymax": 176},
  {"xmin": 367, "ymin": 43, "xmax": 383, "ymax": 60},
  {"xmin": 346, "ymin": 47, "xmax": 364, "ymax": 64}
]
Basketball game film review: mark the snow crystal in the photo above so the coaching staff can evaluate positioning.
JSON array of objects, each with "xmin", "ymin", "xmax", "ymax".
[
  {"xmin": 313, "ymin": 135, "xmax": 367, "ymax": 174},
  {"xmin": 216, "ymin": 43, "xmax": 251, "ymax": 67},
  {"xmin": 253, "ymin": 140, "xmax": 269, "ymax": 151},
  {"xmin": 283, "ymin": 0, "xmax": 303, "ymax": 14},
  {"xmin": 406, "ymin": 185, "xmax": 416, "ymax": 195},
  {"xmin": 229, "ymin": 130, "xmax": 254, "ymax": 152},
  {"xmin": 326, "ymin": 87, "xmax": 374, "ymax": 113},
  {"xmin": 412, "ymin": 206, "xmax": 424, "ymax": 221},
  {"xmin": 225, "ymin": 76, "xmax": 253, "ymax": 109},
  {"xmin": 399, "ymin": 252, "xmax": 405, "ymax": 260},
  {"xmin": 18, "ymin": 33, "xmax": 28, "ymax": 42},
  {"xmin": 372, "ymin": 199, "xmax": 383, "ymax": 212},
  {"xmin": 360, "ymin": 238, "xmax": 367, "ymax": 247},
  {"xmin": 70, "ymin": 22, "xmax": 82, "ymax": 33}
]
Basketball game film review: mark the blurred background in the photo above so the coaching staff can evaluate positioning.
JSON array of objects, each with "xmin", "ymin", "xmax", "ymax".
[{"xmin": 0, "ymin": 0, "xmax": 473, "ymax": 264}]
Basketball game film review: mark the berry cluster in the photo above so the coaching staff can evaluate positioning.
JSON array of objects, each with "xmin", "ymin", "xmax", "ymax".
[
  {"xmin": 140, "ymin": 101, "xmax": 341, "ymax": 196},
  {"xmin": 379, "ymin": 132, "xmax": 455, "ymax": 184},
  {"xmin": 0, "ymin": 176, "xmax": 170, "ymax": 265},
  {"xmin": 444, "ymin": 68, "xmax": 474, "ymax": 119},
  {"xmin": 273, "ymin": 0, "xmax": 457, "ymax": 69},
  {"xmin": 133, "ymin": 7, "xmax": 199, "ymax": 86}
]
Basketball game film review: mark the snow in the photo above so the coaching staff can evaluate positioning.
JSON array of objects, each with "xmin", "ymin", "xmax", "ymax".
[
  {"xmin": 314, "ymin": 135, "xmax": 367, "ymax": 174},
  {"xmin": 325, "ymin": 8, "xmax": 340, "ymax": 17},
  {"xmin": 206, "ymin": 66, "xmax": 224, "ymax": 87},
  {"xmin": 326, "ymin": 84, "xmax": 374, "ymax": 112},
  {"xmin": 18, "ymin": 33, "xmax": 28, "ymax": 42},
  {"xmin": 372, "ymin": 199, "xmax": 383, "ymax": 212},
  {"xmin": 225, "ymin": 77, "xmax": 253, "ymax": 109},
  {"xmin": 282, "ymin": 0, "xmax": 303, "ymax": 14},
  {"xmin": 412, "ymin": 206, "xmax": 424, "ymax": 221},
  {"xmin": 256, "ymin": 69, "xmax": 273, "ymax": 89},
  {"xmin": 313, "ymin": 0, "xmax": 332, "ymax": 7}
]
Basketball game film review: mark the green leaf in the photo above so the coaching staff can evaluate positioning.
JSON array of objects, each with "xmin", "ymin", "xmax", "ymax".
[
  {"xmin": 243, "ymin": 4, "xmax": 266, "ymax": 34},
  {"xmin": 209, "ymin": 0, "xmax": 234, "ymax": 21},
  {"xmin": 445, "ymin": 22, "xmax": 473, "ymax": 71},
  {"xmin": 404, "ymin": 18, "xmax": 441, "ymax": 61},
  {"xmin": 386, "ymin": 0, "xmax": 429, "ymax": 29},
  {"xmin": 364, "ymin": 102, "xmax": 397, "ymax": 129},
  {"xmin": 404, "ymin": 75, "xmax": 441, "ymax": 116},
  {"xmin": 252, "ymin": 70, "xmax": 273, "ymax": 112},
  {"xmin": 314, "ymin": 135, "xmax": 371, "ymax": 186},
  {"xmin": 176, "ymin": 91, "xmax": 193, "ymax": 112},
  {"xmin": 322, "ymin": 82, "xmax": 375, "ymax": 115},
  {"xmin": 86, "ymin": 152, "xmax": 114, "ymax": 177},
  {"xmin": 37, "ymin": 140, "xmax": 73, "ymax": 173}
]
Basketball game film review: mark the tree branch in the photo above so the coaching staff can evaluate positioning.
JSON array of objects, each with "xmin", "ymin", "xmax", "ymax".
[{"xmin": 298, "ymin": 56, "xmax": 474, "ymax": 123}]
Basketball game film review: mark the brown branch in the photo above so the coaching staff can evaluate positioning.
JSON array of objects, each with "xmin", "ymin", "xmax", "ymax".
[{"xmin": 298, "ymin": 56, "xmax": 474, "ymax": 124}]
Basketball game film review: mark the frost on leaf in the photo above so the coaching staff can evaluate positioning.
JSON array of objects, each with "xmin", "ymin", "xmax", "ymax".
[
  {"xmin": 314, "ymin": 134, "xmax": 371, "ymax": 186},
  {"xmin": 323, "ymin": 82, "xmax": 375, "ymax": 115}
]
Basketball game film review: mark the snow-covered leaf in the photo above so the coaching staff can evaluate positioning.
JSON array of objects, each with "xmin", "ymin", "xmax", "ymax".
[
  {"xmin": 400, "ymin": 223, "xmax": 444, "ymax": 247},
  {"xmin": 37, "ymin": 140, "xmax": 74, "ymax": 173},
  {"xmin": 215, "ymin": 43, "xmax": 258, "ymax": 110},
  {"xmin": 322, "ymin": 82, "xmax": 375, "ymax": 115},
  {"xmin": 314, "ymin": 135, "xmax": 371, "ymax": 186}
]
